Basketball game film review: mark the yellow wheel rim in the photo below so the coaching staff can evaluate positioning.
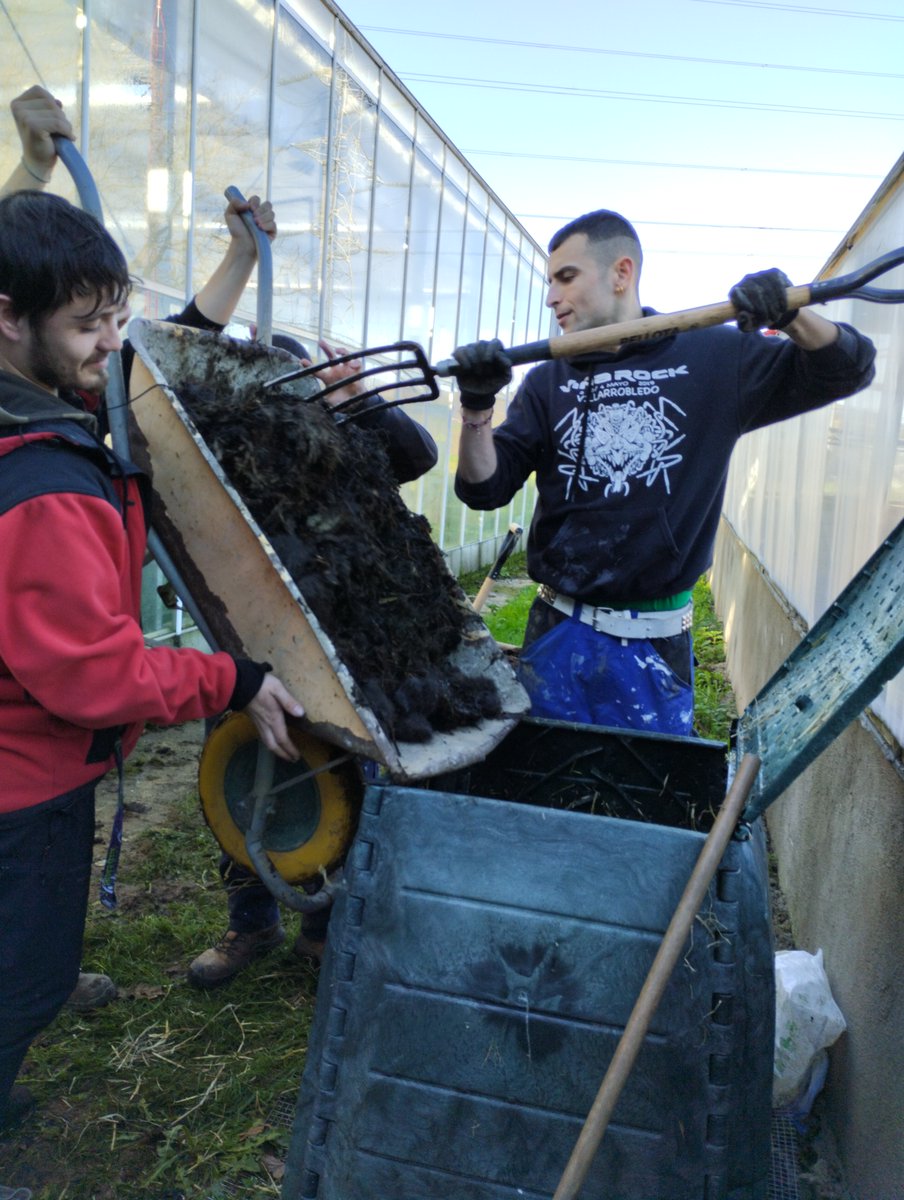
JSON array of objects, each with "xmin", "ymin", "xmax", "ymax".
[{"xmin": 198, "ymin": 712, "xmax": 362, "ymax": 884}]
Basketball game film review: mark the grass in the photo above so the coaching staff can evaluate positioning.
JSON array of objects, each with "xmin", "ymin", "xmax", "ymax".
[
  {"xmin": 689, "ymin": 575, "xmax": 738, "ymax": 743},
  {"xmin": 3, "ymin": 561, "xmax": 736, "ymax": 1198},
  {"xmin": 485, "ymin": 583, "xmax": 538, "ymax": 646},
  {"xmin": 2, "ymin": 784, "xmax": 316, "ymax": 1199}
]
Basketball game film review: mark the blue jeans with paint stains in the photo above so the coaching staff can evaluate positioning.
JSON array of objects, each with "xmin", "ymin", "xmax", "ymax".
[{"xmin": 517, "ymin": 597, "xmax": 695, "ymax": 736}]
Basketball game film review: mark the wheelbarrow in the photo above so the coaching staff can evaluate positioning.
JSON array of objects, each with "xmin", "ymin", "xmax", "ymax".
[
  {"xmin": 123, "ymin": 202, "xmax": 531, "ymax": 914},
  {"xmin": 52, "ymin": 148, "xmax": 529, "ymax": 913}
]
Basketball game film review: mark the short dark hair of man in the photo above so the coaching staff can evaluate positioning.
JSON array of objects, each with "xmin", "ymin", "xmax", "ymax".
[
  {"xmin": 0, "ymin": 190, "xmax": 132, "ymax": 323},
  {"xmin": 548, "ymin": 209, "xmax": 643, "ymax": 272},
  {"xmin": 271, "ymin": 332, "xmax": 310, "ymax": 360}
]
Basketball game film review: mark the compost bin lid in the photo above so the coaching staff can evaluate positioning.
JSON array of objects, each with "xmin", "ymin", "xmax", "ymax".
[{"xmin": 736, "ymin": 513, "xmax": 904, "ymax": 822}]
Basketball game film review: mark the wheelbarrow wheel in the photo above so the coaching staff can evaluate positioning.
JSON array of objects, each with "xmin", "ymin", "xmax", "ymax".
[{"xmin": 198, "ymin": 712, "xmax": 362, "ymax": 885}]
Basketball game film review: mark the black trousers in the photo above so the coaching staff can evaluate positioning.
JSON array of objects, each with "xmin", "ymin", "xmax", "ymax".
[
  {"xmin": 0, "ymin": 780, "xmax": 97, "ymax": 1109},
  {"xmin": 219, "ymin": 852, "xmax": 332, "ymax": 941}
]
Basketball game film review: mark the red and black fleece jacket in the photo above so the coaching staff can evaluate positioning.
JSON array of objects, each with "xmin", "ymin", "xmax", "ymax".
[{"xmin": 0, "ymin": 371, "xmax": 245, "ymax": 813}]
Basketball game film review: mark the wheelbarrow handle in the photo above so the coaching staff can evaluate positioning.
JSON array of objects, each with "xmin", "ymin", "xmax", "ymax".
[
  {"xmin": 52, "ymin": 134, "xmax": 103, "ymax": 221},
  {"xmin": 433, "ymin": 244, "xmax": 904, "ymax": 377},
  {"xmin": 552, "ymin": 752, "xmax": 762, "ymax": 1200},
  {"xmin": 52, "ymin": 134, "xmax": 222, "ymax": 651},
  {"xmin": 51, "ymin": 135, "xmax": 136, "ymax": 464},
  {"xmin": 224, "ymin": 184, "xmax": 273, "ymax": 346}
]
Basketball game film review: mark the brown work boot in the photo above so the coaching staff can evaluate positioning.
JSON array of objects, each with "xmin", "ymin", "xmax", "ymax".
[
  {"xmin": 66, "ymin": 971, "xmax": 117, "ymax": 1011},
  {"xmin": 292, "ymin": 930, "xmax": 326, "ymax": 966},
  {"xmin": 187, "ymin": 924, "xmax": 285, "ymax": 989}
]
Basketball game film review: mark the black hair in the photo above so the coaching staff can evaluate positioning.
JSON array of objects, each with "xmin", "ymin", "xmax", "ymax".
[
  {"xmin": 271, "ymin": 332, "xmax": 310, "ymax": 359},
  {"xmin": 0, "ymin": 190, "xmax": 133, "ymax": 322},
  {"xmin": 548, "ymin": 209, "xmax": 643, "ymax": 270}
]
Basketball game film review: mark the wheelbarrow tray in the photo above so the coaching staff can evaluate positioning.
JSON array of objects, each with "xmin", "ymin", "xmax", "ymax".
[{"xmin": 127, "ymin": 318, "xmax": 529, "ymax": 781}]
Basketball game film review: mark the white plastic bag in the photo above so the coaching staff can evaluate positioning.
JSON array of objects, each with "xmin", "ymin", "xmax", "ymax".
[{"xmin": 773, "ymin": 948, "xmax": 847, "ymax": 1108}]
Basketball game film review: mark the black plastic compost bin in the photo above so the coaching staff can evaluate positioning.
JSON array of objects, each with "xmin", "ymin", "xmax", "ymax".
[
  {"xmin": 282, "ymin": 719, "xmax": 773, "ymax": 1200},
  {"xmin": 281, "ymin": 513, "xmax": 904, "ymax": 1199}
]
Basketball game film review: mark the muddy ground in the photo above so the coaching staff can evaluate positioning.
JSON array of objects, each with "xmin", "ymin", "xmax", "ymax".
[{"xmin": 94, "ymin": 719, "xmax": 206, "ymax": 859}]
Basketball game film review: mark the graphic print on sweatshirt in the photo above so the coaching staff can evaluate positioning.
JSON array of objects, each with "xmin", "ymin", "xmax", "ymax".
[{"xmin": 555, "ymin": 367, "xmax": 687, "ymax": 499}]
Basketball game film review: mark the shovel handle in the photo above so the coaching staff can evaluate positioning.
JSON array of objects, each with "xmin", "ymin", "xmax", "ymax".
[
  {"xmin": 262, "ymin": 246, "xmax": 904, "ymax": 420},
  {"xmin": 552, "ymin": 752, "xmax": 762, "ymax": 1200},
  {"xmin": 434, "ymin": 245, "xmax": 904, "ymax": 377}
]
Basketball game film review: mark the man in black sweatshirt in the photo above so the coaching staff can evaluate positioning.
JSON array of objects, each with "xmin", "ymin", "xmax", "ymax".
[{"xmin": 453, "ymin": 209, "xmax": 876, "ymax": 735}]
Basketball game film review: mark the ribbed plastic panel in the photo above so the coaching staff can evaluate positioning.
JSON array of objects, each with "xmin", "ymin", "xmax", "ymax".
[
  {"xmin": 737, "ymin": 514, "xmax": 904, "ymax": 822},
  {"xmin": 283, "ymin": 724, "xmax": 774, "ymax": 1200}
]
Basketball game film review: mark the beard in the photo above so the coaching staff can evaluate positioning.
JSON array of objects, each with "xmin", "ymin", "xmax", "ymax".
[{"xmin": 28, "ymin": 322, "xmax": 110, "ymax": 394}]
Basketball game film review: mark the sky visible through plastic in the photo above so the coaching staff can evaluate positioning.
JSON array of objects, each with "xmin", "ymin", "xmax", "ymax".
[{"xmin": 336, "ymin": 0, "xmax": 904, "ymax": 314}]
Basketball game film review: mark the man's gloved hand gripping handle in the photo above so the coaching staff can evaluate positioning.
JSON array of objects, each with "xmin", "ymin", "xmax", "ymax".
[
  {"xmin": 452, "ymin": 338, "xmax": 513, "ymax": 410},
  {"xmin": 729, "ymin": 267, "xmax": 799, "ymax": 333}
]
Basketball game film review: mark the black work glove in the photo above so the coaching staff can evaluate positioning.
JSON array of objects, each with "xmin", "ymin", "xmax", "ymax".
[
  {"xmin": 452, "ymin": 338, "xmax": 513, "ymax": 410},
  {"xmin": 729, "ymin": 268, "xmax": 799, "ymax": 332}
]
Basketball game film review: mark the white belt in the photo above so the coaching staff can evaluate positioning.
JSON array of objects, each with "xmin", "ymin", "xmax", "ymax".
[{"xmin": 538, "ymin": 584, "xmax": 693, "ymax": 640}]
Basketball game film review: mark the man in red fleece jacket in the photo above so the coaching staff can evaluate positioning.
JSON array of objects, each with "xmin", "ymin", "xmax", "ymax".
[
  {"xmin": 2, "ymin": 82, "xmax": 292, "ymax": 1019},
  {"xmin": 0, "ymin": 188, "xmax": 305, "ymax": 1132}
]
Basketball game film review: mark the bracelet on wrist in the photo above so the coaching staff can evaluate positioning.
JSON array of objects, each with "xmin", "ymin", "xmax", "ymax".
[
  {"xmin": 460, "ymin": 410, "xmax": 493, "ymax": 431},
  {"xmin": 21, "ymin": 157, "xmax": 52, "ymax": 184}
]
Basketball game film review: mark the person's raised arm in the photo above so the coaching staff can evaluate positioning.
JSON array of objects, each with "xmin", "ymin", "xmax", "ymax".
[
  {"xmin": 193, "ymin": 193, "xmax": 276, "ymax": 326},
  {"xmin": 1, "ymin": 85, "xmax": 74, "ymax": 199}
]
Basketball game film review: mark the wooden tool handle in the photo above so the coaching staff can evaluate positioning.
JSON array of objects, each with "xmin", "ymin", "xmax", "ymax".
[
  {"xmin": 472, "ymin": 523, "xmax": 524, "ymax": 615},
  {"xmin": 505, "ymin": 287, "xmax": 815, "ymax": 367}
]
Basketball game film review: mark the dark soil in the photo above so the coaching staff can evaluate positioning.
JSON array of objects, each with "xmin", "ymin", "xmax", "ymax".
[{"xmin": 177, "ymin": 379, "xmax": 501, "ymax": 742}]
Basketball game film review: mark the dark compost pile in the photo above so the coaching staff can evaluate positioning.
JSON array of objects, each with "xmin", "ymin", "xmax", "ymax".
[
  {"xmin": 176, "ymin": 378, "xmax": 502, "ymax": 743},
  {"xmin": 431, "ymin": 721, "xmax": 727, "ymax": 832}
]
